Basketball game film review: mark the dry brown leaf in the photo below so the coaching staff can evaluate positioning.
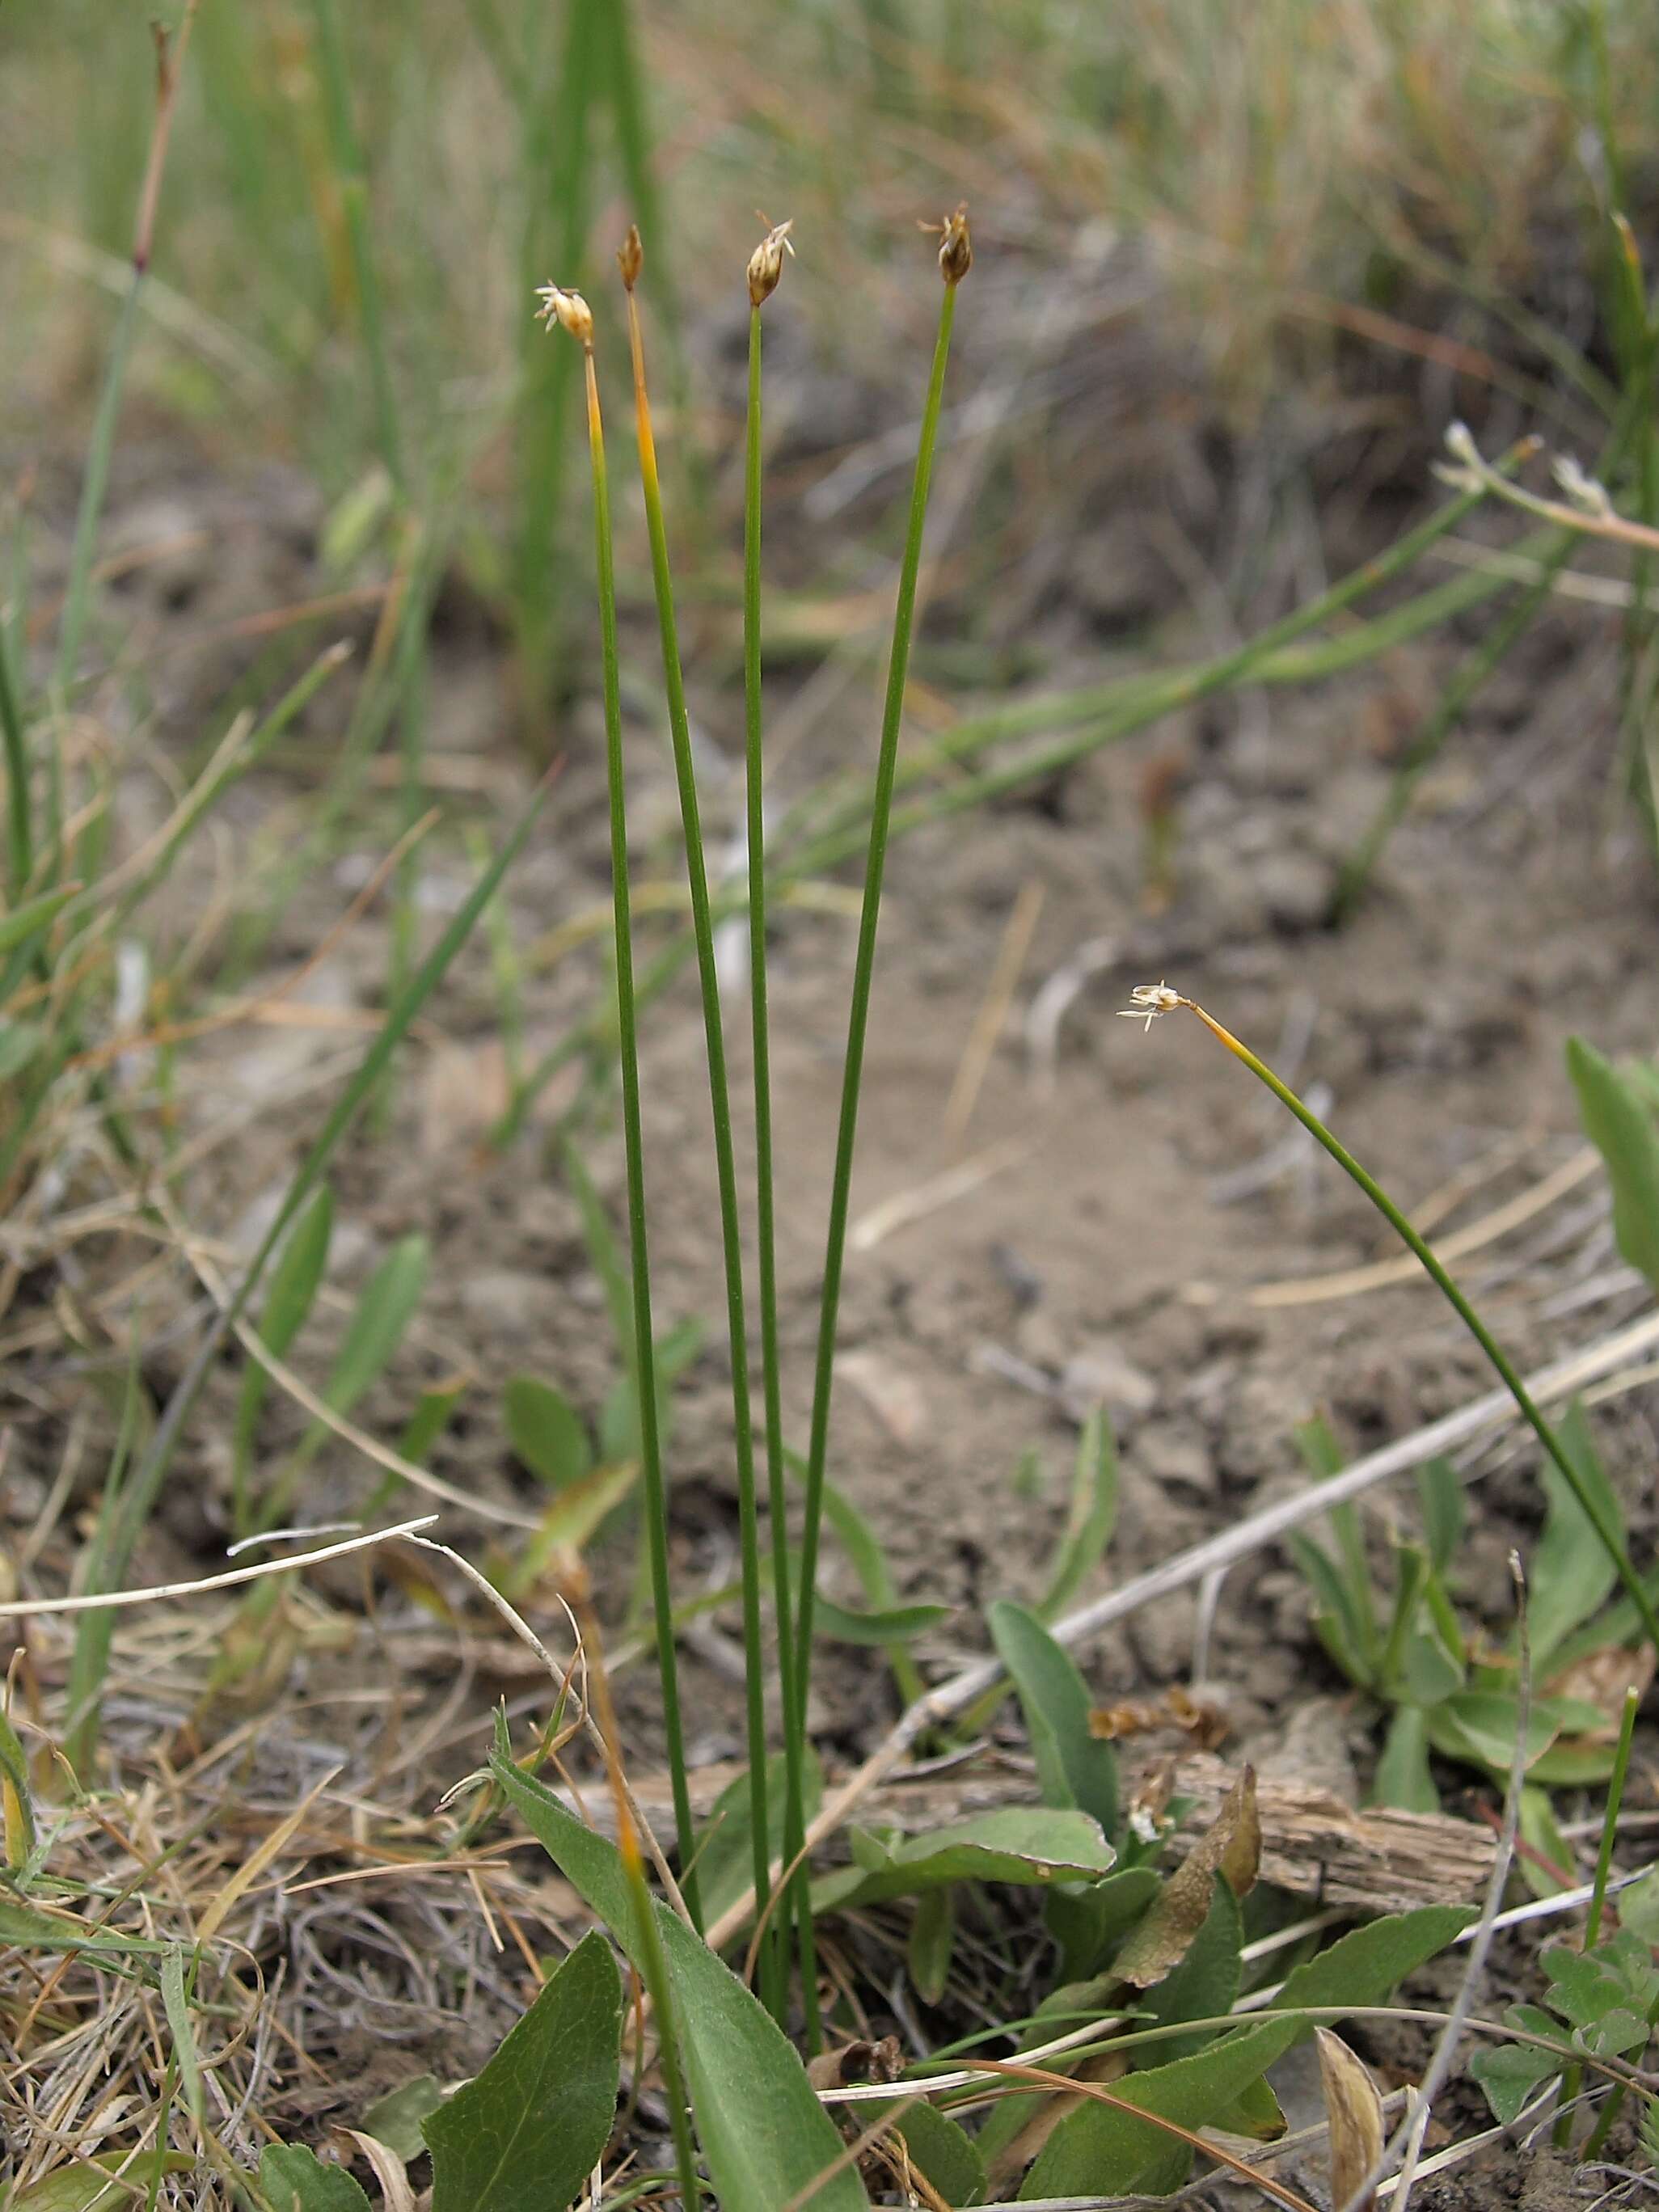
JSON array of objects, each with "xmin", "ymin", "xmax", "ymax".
[
  {"xmin": 1315, "ymin": 2027, "xmax": 1384, "ymax": 2212},
  {"xmin": 1544, "ymin": 1642, "xmax": 1656, "ymax": 1724},
  {"xmin": 1113, "ymin": 1767, "xmax": 1260, "ymax": 1990},
  {"xmin": 338, "ymin": 2130, "xmax": 416, "ymax": 2212},
  {"xmin": 807, "ymin": 2035, "xmax": 905, "ymax": 2092}
]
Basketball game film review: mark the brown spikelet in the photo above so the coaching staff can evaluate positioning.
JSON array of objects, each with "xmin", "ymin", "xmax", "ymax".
[{"xmin": 618, "ymin": 223, "xmax": 644, "ymax": 293}]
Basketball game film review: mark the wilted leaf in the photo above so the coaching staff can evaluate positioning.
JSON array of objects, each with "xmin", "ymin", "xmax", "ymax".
[
  {"xmin": 424, "ymin": 1929, "xmax": 621, "ymax": 2212},
  {"xmin": 0, "ymin": 1702, "xmax": 36, "ymax": 1863},
  {"xmin": 258, "ymin": 2145, "xmax": 374, "ymax": 2212},
  {"xmin": 492, "ymin": 1754, "xmax": 868, "ymax": 2212},
  {"xmin": 990, "ymin": 1601, "xmax": 1118, "ymax": 1837},
  {"xmin": 1316, "ymin": 2028, "xmax": 1384, "ymax": 2212},
  {"xmin": 1142, "ymin": 1878, "xmax": 1242, "ymax": 2059},
  {"xmin": 1112, "ymin": 1770, "xmax": 1259, "ymax": 1990}
]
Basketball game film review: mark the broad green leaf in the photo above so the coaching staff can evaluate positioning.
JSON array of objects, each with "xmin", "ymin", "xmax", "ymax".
[
  {"xmin": 1037, "ymin": 1409, "xmax": 1119, "ymax": 1619},
  {"xmin": 1142, "ymin": 1876, "xmax": 1243, "ymax": 2060},
  {"xmin": 1416, "ymin": 1457, "xmax": 1463, "ymax": 1572},
  {"xmin": 1527, "ymin": 1400, "xmax": 1622, "ymax": 1670},
  {"xmin": 909, "ymin": 1885, "xmax": 954, "ymax": 2005},
  {"xmin": 1209, "ymin": 2075, "xmax": 1287, "ymax": 2141},
  {"xmin": 1399, "ymin": 1623, "xmax": 1463, "ymax": 1707},
  {"xmin": 863, "ymin": 2096, "xmax": 986, "ymax": 2206},
  {"xmin": 1293, "ymin": 1414, "xmax": 1377, "ymax": 1669},
  {"xmin": 361, "ymin": 2075, "xmax": 447, "ymax": 2160},
  {"xmin": 989, "ymin": 1600, "xmax": 1118, "ymax": 1837},
  {"xmin": 14, "ymin": 2155, "xmax": 195, "ymax": 2211},
  {"xmin": 1374, "ymin": 1705, "xmax": 1438, "ymax": 1813},
  {"xmin": 1045, "ymin": 1865, "xmax": 1161, "ymax": 1984},
  {"xmin": 504, "ymin": 1375, "xmax": 593, "ymax": 1490},
  {"xmin": 259, "ymin": 2144, "xmax": 374, "ymax": 2212},
  {"xmin": 492, "ymin": 1755, "xmax": 869, "ymax": 2212},
  {"xmin": 424, "ymin": 1928, "xmax": 622, "ymax": 2212},
  {"xmin": 1618, "ymin": 1865, "xmax": 1659, "ymax": 1944},
  {"xmin": 233, "ymin": 1183, "xmax": 333, "ymax": 1494},
  {"xmin": 817, "ymin": 1807, "xmax": 1115, "ymax": 1914},
  {"xmin": 1425, "ymin": 1691, "xmax": 1560, "ymax": 1774},
  {"xmin": 1468, "ymin": 2005, "xmax": 1563, "ymax": 2125},
  {"xmin": 1568, "ymin": 1036, "xmax": 1659, "ymax": 1293},
  {"xmin": 1023, "ymin": 1906, "xmax": 1473, "ymax": 2199}
]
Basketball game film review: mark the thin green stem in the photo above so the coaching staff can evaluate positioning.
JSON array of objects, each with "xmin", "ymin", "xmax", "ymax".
[
  {"xmin": 624, "ymin": 280, "xmax": 767, "ymax": 1977},
  {"xmin": 0, "ymin": 619, "xmax": 30, "ymax": 896},
  {"xmin": 793, "ymin": 279, "xmax": 959, "ymax": 1829},
  {"xmin": 1556, "ymin": 1683, "xmax": 1641, "ymax": 2148},
  {"xmin": 747, "ymin": 298, "xmax": 813, "ymax": 2025},
  {"xmin": 1180, "ymin": 999, "xmax": 1659, "ymax": 1654},
  {"xmin": 581, "ymin": 343, "xmax": 701, "ymax": 1931}
]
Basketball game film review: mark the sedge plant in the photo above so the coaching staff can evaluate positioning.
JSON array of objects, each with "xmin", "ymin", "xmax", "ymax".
[
  {"xmin": 1121, "ymin": 981, "xmax": 1659, "ymax": 1655},
  {"xmin": 789, "ymin": 205, "xmax": 972, "ymax": 2031},
  {"xmin": 534, "ymin": 280, "xmax": 701, "ymax": 1929},
  {"xmin": 618, "ymin": 222, "xmax": 775, "ymax": 2007}
]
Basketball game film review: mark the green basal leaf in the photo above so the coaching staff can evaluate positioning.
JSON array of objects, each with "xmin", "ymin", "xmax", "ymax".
[
  {"xmin": 1568, "ymin": 1036, "xmax": 1659, "ymax": 1294},
  {"xmin": 1467, "ymin": 2038, "xmax": 1561, "ymax": 2126},
  {"xmin": 816, "ymin": 1806, "xmax": 1116, "ymax": 1914},
  {"xmin": 15, "ymin": 2155, "xmax": 196, "ymax": 2211},
  {"xmin": 863, "ymin": 2096, "xmax": 986, "ymax": 2206},
  {"xmin": 1022, "ymin": 1905, "xmax": 1473, "ymax": 2200},
  {"xmin": 0, "ymin": 1898, "xmax": 165, "ymax": 1957},
  {"xmin": 599, "ymin": 1316, "xmax": 702, "ymax": 1465},
  {"xmin": 1142, "ymin": 1877, "xmax": 1242, "ymax": 2061},
  {"xmin": 424, "ymin": 1928, "xmax": 622, "ymax": 2212},
  {"xmin": 1286, "ymin": 1534, "xmax": 1370, "ymax": 1687},
  {"xmin": 1374, "ymin": 1704, "xmax": 1439, "ymax": 1813},
  {"xmin": 1037, "ymin": 1408, "xmax": 1120, "ymax": 1620},
  {"xmin": 259, "ymin": 2144, "xmax": 374, "ymax": 2212},
  {"xmin": 503, "ymin": 1375, "xmax": 593, "ymax": 1490},
  {"xmin": 1527, "ymin": 1399, "xmax": 1623, "ymax": 1672},
  {"xmin": 1045, "ymin": 1864, "xmax": 1162, "ymax": 1985},
  {"xmin": 1416, "ymin": 1457, "xmax": 1464, "ymax": 1574},
  {"xmin": 1399, "ymin": 1623, "xmax": 1463, "ymax": 1707},
  {"xmin": 989, "ymin": 1599, "xmax": 1118, "ymax": 1836},
  {"xmin": 692, "ymin": 1748, "xmax": 821, "ymax": 1935},
  {"xmin": 810, "ymin": 1588, "xmax": 951, "ymax": 1646},
  {"xmin": 234, "ymin": 1182, "xmax": 333, "ymax": 1493},
  {"xmin": 909, "ymin": 1884, "xmax": 954, "ymax": 2006},
  {"xmin": 361, "ymin": 2075, "xmax": 447, "ymax": 2161},
  {"xmin": 492, "ymin": 1754, "xmax": 868, "ymax": 2211},
  {"xmin": 1425, "ymin": 1691, "xmax": 1560, "ymax": 1773},
  {"xmin": 1517, "ymin": 1787, "xmax": 1575, "ymax": 1899}
]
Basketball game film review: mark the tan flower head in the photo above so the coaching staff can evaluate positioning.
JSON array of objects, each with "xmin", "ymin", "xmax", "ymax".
[
  {"xmin": 921, "ymin": 202, "xmax": 972, "ymax": 287},
  {"xmin": 1118, "ymin": 980, "xmax": 1184, "ymax": 1032},
  {"xmin": 618, "ymin": 225, "xmax": 644, "ymax": 293},
  {"xmin": 747, "ymin": 218, "xmax": 795, "ymax": 309},
  {"xmin": 534, "ymin": 283, "xmax": 593, "ymax": 348}
]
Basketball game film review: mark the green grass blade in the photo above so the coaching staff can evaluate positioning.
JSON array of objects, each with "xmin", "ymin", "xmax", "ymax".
[{"xmin": 0, "ymin": 618, "xmax": 31, "ymax": 895}]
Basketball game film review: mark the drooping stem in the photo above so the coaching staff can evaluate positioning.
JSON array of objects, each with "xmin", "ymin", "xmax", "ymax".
[
  {"xmin": 580, "ymin": 331, "xmax": 702, "ymax": 1929},
  {"xmin": 622, "ymin": 247, "xmax": 770, "ymax": 1986},
  {"xmin": 1168, "ymin": 992, "xmax": 1659, "ymax": 1654},
  {"xmin": 794, "ymin": 258, "xmax": 964, "ymax": 1721}
]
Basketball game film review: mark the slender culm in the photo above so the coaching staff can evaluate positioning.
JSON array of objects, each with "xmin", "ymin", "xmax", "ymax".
[
  {"xmin": 744, "ymin": 219, "xmax": 814, "ymax": 2025},
  {"xmin": 792, "ymin": 212, "xmax": 970, "ymax": 1838},
  {"xmin": 618, "ymin": 229, "xmax": 775, "ymax": 2004},
  {"xmin": 537, "ymin": 280, "xmax": 703, "ymax": 1927}
]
